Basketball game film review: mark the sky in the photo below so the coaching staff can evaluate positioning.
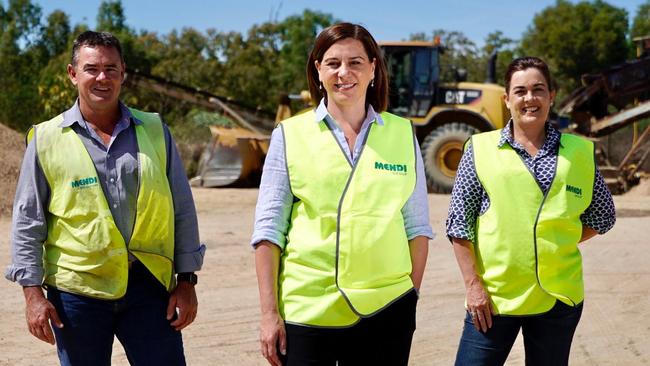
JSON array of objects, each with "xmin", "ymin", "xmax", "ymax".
[{"xmin": 36, "ymin": 0, "xmax": 648, "ymax": 46}]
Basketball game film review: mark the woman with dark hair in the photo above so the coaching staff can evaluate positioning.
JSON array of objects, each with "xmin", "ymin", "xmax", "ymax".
[
  {"xmin": 447, "ymin": 56, "xmax": 616, "ymax": 365},
  {"xmin": 252, "ymin": 23, "xmax": 433, "ymax": 366}
]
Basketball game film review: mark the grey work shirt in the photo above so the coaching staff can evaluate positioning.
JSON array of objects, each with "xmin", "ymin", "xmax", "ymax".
[{"xmin": 5, "ymin": 101, "xmax": 206, "ymax": 286}]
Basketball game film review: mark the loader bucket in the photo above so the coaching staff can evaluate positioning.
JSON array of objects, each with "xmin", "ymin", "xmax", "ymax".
[{"xmin": 193, "ymin": 126, "xmax": 270, "ymax": 187}]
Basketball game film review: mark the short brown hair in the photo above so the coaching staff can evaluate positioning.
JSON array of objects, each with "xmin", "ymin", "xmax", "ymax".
[
  {"xmin": 504, "ymin": 56, "xmax": 554, "ymax": 94},
  {"xmin": 71, "ymin": 31, "xmax": 124, "ymax": 66},
  {"xmin": 306, "ymin": 23, "xmax": 388, "ymax": 112}
]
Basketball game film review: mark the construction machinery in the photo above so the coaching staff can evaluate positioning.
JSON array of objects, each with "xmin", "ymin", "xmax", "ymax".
[
  {"xmin": 381, "ymin": 41, "xmax": 508, "ymax": 192},
  {"xmin": 125, "ymin": 41, "xmax": 510, "ymax": 191},
  {"xmin": 124, "ymin": 68, "xmax": 276, "ymax": 187},
  {"xmin": 557, "ymin": 35, "xmax": 650, "ymax": 193}
]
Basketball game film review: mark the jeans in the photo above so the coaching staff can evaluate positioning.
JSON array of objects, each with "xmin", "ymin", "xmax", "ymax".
[
  {"xmin": 47, "ymin": 261, "xmax": 186, "ymax": 366},
  {"xmin": 455, "ymin": 300, "xmax": 583, "ymax": 366},
  {"xmin": 281, "ymin": 289, "xmax": 418, "ymax": 366}
]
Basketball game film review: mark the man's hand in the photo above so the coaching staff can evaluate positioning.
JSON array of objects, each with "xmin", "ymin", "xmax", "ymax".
[
  {"xmin": 167, "ymin": 282, "xmax": 198, "ymax": 331},
  {"xmin": 23, "ymin": 286, "xmax": 63, "ymax": 344}
]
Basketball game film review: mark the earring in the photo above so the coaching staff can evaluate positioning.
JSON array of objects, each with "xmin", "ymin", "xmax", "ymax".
[
  {"xmin": 319, "ymin": 82, "xmax": 323, "ymax": 91},
  {"xmin": 371, "ymin": 79, "xmax": 375, "ymax": 88}
]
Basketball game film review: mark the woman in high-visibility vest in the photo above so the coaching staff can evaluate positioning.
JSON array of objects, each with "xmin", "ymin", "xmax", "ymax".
[
  {"xmin": 447, "ymin": 56, "xmax": 616, "ymax": 366},
  {"xmin": 252, "ymin": 23, "xmax": 434, "ymax": 366}
]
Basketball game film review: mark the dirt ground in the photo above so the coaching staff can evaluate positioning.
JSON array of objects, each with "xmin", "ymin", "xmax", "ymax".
[
  {"xmin": 0, "ymin": 124, "xmax": 25, "ymax": 216},
  {"xmin": 1, "ymin": 188, "xmax": 649, "ymax": 365}
]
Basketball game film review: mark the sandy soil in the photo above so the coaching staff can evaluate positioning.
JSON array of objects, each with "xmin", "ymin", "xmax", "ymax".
[
  {"xmin": 1, "ymin": 188, "xmax": 649, "ymax": 365},
  {"xmin": 0, "ymin": 124, "xmax": 25, "ymax": 216}
]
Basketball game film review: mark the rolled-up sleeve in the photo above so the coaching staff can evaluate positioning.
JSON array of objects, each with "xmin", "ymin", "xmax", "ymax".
[
  {"xmin": 250, "ymin": 127, "xmax": 294, "ymax": 250},
  {"xmin": 445, "ymin": 142, "xmax": 483, "ymax": 243},
  {"xmin": 580, "ymin": 167, "xmax": 616, "ymax": 234},
  {"xmin": 402, "ymin": 139, "xmax": 434, "ymax": 240},
  {"xmin": 164, "ymin": 125, "xmax": 206, "ymax": 273},
  {"xmin": 5, "ymin": 133, "xmax": 49, "ymax": 286}
]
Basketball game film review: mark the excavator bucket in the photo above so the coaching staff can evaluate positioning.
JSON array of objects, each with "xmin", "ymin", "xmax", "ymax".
[{"xmin": 193, "ymin": 126, "xmax": 270, "ymax": 187}]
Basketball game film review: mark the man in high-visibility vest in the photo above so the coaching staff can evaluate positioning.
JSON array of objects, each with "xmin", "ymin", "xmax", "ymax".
[{"xmin": 5, "ymin": 31, "xmax": 205, "ymax": 365}]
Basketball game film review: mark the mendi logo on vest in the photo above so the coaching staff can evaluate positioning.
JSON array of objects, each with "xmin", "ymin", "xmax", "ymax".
[
  {"xmin": 71, "ymin": 176, "xmax": 99, "ymax": 189},
  {"xmin": 374, "ymin": 161, "xmax": 407, "ymax": 175},
  {"xmin": 566, "ymin": 184, "xmax": 582, "ymax": 197}
]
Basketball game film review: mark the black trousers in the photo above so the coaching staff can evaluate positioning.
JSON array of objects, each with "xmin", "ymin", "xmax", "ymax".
[{"xmin": 281, "ymin": 289, "xmax": 418, "ymax": 366}]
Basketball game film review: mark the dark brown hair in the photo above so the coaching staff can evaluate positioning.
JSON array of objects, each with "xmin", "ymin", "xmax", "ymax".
[
  {"xmin": 71, "ymin": 31, "xmax": 124, "ymax": 66},
  {"xmin": 504, "ymin": 56, "xmax": 554, "ymax": 94},
  {"xmin": 306, "ymin": 23, "xmax": 388, "ymax": 112}
]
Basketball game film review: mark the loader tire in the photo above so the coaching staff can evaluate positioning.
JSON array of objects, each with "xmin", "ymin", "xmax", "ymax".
[{"xmin": 421, "ymin": 122, "xmax": 477, "ymax": 193}]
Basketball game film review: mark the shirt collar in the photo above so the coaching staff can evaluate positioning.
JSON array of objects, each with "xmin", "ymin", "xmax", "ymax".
[
  {"xmin": 313, "ymin": 98, "xmax": 384, "ymax": 126},
  {"xmin": 60, "ymin": 99, "xmax": 141, "ymax": 128},
  {"xmin": 498, "ymin": 119, "xmax": 562, "ymax": 151}
]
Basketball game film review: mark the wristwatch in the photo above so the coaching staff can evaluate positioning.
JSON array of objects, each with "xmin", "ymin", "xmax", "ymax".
[{"xmin": 177, "ymin": 272, "xmax": 198, "ymax": 285}]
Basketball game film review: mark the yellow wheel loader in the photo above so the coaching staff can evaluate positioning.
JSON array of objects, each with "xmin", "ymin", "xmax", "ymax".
[{"xmin": 381, "ymin": 41, "xmax": 509, "ymax": 192}]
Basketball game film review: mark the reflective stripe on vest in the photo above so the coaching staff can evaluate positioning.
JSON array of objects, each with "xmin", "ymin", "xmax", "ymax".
[
  {"xmin": 34, "ymin": 108, "xmax": 175, "ymax": 299},
  {"xmin": 472, "ymin": 130, "xmax": 594, "ymax": 315},
  {"xmin": 280, "ymin": 110, "xmax": 416, "ymax": 327}
]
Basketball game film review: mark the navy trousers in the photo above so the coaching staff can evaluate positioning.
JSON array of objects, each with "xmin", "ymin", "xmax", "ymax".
[
  {"xmin": 455, "ymin": 300, "xmax": 583, "ymax": 366},
  {"xmin": 47, "ymin": 261, "xmax": 186, "ymax": 366}
]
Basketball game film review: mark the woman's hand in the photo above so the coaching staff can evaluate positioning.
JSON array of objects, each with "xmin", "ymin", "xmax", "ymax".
[
  {"xmin": 259, "ymin": 310, "xmax": 286, "ymax": 366},
  {"xmin": 452, "ymin": 237, "xmax": 494, "ymax": 333},
  {"xmin": 408, "ymin": 236, "xmax": 429, "ymax": 291},
  {"xmin": 465, "ymin": 279, "xmax": 493, "ymax": 333},
  {"xmin": 255, "ymin": 242, "xmax": 284, "ymax": 365}
]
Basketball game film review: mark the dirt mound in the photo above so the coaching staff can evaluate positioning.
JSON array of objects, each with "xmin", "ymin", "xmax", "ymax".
[
  {"xmin": 626, "ymin": 177, "xmax": 650, "ymax": 196},
  {"xmin": 0, "ymin": 124, "xmax": 25, "ymax": 216}
]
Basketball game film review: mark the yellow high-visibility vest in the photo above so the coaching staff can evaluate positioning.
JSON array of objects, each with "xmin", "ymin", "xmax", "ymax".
[
  {"xmin": 280, "ymin": 110, "xmax": 416, "ymax": 327},
  {"xmin": 472, "ymin": 130, "xmax": 595, "ymax": 315},
  {"xmin": 33, "ymin": 108, "xmax": 175, "ymax": 299}
]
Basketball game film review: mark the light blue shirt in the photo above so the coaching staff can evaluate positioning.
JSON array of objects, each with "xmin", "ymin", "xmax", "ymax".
[
  {"xmin": 251, "ymin": 99, "xmax": 434, "ymax": 249},
  {"xmin": 5, "ymin": 100, "xmax": 206, "ymax": 286}
]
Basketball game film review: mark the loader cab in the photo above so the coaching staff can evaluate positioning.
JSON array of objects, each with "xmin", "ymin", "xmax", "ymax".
[
  {"xmin": 634, "ymin": 35, "xmax": 650, "ymax": 58},
  {"xmin": 381, "ymin": 42, "xmax": 441, "ymax": 118}
]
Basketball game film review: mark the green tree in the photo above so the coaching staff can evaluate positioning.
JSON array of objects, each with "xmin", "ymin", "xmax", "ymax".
[
  {"xmin": 212, "ymin": 23, "xmax": 280, "ymax": 110},
  {"xmin": 0, "ymin": 0, "xmax": 45, "ymax": 130},
  {"xmin": 35, "ymin": 11, "xmax": 75, "ymax": 117},
  {"xmin": 274, "ymin": 10, "xmax": 335, "ymax": 95},
  {"xmin": 520, "ymin": 0, "xmax": 629, "ymax": 97},
  {"xmin": 131, "ymin": 28, "xmax": 222, "ymax": 119},
  {"xmin": 96, "ymin": 0, "xmax": 127, "ymax": 34},
  {"xmin": 631, "ymin": 1, "xmax": 650, "ymax": 38},
  {"xmin": 41, "ymin": 10, "xmax": 70, "ymax": 58},
  {"xmin": 38, "ymin": 52, "xmax": 76, "ymax": 117},
  {"xmin": 95, "ymin": 0, "xmax": 148, "ymax": 71},
  {"xmin": 198, "ymin": 9, "xmax": 333, "ymax": 111}
]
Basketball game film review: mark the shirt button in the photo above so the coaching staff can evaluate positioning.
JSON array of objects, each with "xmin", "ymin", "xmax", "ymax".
[
  {"xmin": 110, "ymin": 178, "xmax": 115, "ymax": 183},
  {"xmin": 113, "ymin": 204, "xmax": 118, "ymax": 208}
]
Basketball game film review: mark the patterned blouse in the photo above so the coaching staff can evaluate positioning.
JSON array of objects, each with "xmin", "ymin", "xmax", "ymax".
[{"xmin": 446, "ymin": 121, "xmax": 616, "ymax": 242}]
